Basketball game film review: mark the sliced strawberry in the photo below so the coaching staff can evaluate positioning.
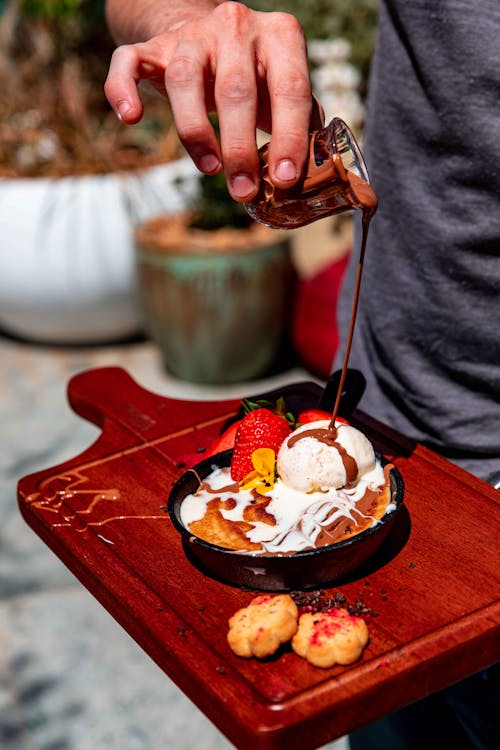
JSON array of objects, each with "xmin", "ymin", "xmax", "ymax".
[
  {"xmin": 206, "ymin": 419, "xmax": 241, "ymax": 457},
  {"xmin": 230, "ymin": 408, "xmax": 292, "ymax": 482}
]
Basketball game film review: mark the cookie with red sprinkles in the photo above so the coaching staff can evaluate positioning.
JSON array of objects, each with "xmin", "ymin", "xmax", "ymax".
[
  {"xmin": 291, "ymin": 608, "xmax": 369, "ymax": 668},
  {"xmin": 227, "ymin": 594, "xmax": 298, "ymax": 659}
]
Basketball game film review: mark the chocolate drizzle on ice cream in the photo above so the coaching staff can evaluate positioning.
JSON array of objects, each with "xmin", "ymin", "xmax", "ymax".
[{"xmin": 286, "ymin": 424, "xmax": 358, "ymax": 488}]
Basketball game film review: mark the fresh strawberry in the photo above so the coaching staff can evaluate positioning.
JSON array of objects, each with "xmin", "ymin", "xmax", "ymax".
[
  {"xmin": 243, "ymin": 396, "xmax": 295, "ymax": 425},
  {"xmin": 297, "ymin": 408, "xmax": 350, "ymax": 425},
  {"xmin": 206, "ymin": 419, "xmax": 241, "ymax": 456},
  {"xmin": 230, "ymin": 408, "xmax": 292, "ymax": 482}
]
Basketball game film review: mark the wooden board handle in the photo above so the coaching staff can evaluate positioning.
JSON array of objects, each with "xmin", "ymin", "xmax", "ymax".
[
  {"xmin": 67, "ymin": 367, "xmax": 164, "ymax": 433},
  {"xmin": 66, "ymin": 366, "xmax": 244, "ymax": 446}
]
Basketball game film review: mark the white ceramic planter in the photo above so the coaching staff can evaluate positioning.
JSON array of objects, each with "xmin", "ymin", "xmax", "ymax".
[{"xmin": 0, "ymin": 158, "xmax": 197, "ymax": 343}]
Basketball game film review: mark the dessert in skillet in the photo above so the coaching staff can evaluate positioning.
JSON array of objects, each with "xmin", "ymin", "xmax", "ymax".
[{"xmin": 180, "ymin": 405, "xmax": 395, "ymax": 555}]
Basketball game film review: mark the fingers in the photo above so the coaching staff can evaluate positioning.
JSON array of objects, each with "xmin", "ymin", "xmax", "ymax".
[
  {"xmin": 212, "ymin": 16, "xmax": 260, "ymax": 199},
  {"xmin": 259, "ymin": 13, "xmax": 313, "ymax": 189},
  {"xmin": 105, "ymin": 35, "xmax": 180, "ymax": 122},
  {"xmin": 164, "ymin": 40, "xmax": 222, "ymax": 176},
  {"xmin": 208, "ymin": 5, "xmax": 313, "ymax": 199},
  {"xmin": 210, "ymin": 6, "xmax": 314, "ymax": 196},
  {"xmin": 165, "ymin": 3, "xmax": 263, "ymax": 200},
  {"xmin": 104, "ymin": 45, "xmax": 145, "ymax": 124},
  {"xmin": 104, "ymin": 4, "xmax": 316, "ymax": 201}
]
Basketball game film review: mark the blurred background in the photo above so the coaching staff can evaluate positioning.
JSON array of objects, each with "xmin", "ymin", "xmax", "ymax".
[{"xmin": 0, "ymin": 1, "xmax": 378, "ymax": 748}]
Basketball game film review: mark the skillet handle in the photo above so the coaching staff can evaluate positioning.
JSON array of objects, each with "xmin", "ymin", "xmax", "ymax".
[{"xmin": 319, "ymin": 368, "xmax": 366, "ymax": 418}]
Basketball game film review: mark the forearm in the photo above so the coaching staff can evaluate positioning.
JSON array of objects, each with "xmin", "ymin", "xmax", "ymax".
[{"xmin": 105, "ymin": 0, "xmax": 225, "ymax": 44}]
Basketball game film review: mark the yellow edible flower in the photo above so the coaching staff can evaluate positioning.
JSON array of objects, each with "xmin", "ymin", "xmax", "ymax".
[{"xmin": 240, "ymin": 448, "xmax": 276, "ymax": 492}]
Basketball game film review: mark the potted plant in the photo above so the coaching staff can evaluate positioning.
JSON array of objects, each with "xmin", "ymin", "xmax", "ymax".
[
  {"xmin": 134, "ymin": 165, "xmax": 296, "ymax": 384},
  {"xmin": 0, "ymin": 0, "xmax": 192, "ymax": 344}
]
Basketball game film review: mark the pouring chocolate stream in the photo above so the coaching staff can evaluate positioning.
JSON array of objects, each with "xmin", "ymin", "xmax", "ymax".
[{"xmin": 246, "ymin": 117, "xmax": 378, "ymax": 433}]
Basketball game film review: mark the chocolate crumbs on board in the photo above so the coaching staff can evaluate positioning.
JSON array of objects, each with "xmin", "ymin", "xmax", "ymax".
[
  {"xmin": 291, "ymin": 590, "xmax": 325, "ymax": 612},
  {"xmin": 291, "ymin": 590, "xmax": 378, "ymax": 618},
  {"xmin": 347, "ymin": 598, "xmax": 378, "ymax": 618}
]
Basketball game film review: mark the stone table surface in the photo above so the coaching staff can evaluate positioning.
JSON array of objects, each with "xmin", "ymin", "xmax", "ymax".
[{"xmin": 0, "ymin": 333, "xmax": 349, "ymax": 750}]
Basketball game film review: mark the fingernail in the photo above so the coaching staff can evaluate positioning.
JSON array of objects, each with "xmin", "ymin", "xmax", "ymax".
[
  {"xmin": 275, "ymin": 159, "xmax": 297, "ymax": 182},
  {"xmin": 117, "ymin": 101, "xmax": 132, "ymax": 120},
  {"xmin": 199, "ymin": 154, "xmax": 221, "ymax": 173},
  {"xmin": 231, "ymin": 174, "xmax": 256, "ymax": 199}
]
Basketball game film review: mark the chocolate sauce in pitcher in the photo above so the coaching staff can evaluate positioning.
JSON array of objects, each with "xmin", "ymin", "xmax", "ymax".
[{"xmin": 246, "ymin": 117, "xmax": 377, "ymax": 429}]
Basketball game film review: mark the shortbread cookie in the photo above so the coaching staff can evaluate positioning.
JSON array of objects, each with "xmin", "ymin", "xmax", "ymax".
[
  {"xmin": 227, "ymin": 594, "xmax": 298, "ymax": 658},
  {"xmin": 291, "ymin": 608, "xmax": 369, "ymax": 668}
]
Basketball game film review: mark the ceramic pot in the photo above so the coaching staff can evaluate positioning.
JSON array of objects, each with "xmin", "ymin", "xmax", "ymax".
[
  {"xmin": 134, "ymin": 217, "xmax": 295, "ymax": 383},
  {"xmin": 0, "ymin": 158, "xmax": 197, "ymax": 344}
]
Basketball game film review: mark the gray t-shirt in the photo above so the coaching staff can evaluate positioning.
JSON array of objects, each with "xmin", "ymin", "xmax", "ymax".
[{"xmin": 335, "ymin": 0, "xmax": 500, "ymax": 481}]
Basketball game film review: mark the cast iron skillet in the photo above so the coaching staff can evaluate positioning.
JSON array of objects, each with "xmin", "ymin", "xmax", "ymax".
[
  {"xmin": 168, "ymin": 450, "xmax": 404, "ymax": 591},
  {"xmin": 168, "ymin": 369, "xmax": 405, "ymax": 591}
]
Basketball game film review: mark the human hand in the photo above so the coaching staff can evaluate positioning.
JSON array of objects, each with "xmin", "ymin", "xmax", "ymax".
[{"xmin": 104, "ymin": 1, "xmax": 322, "ymax": 200}]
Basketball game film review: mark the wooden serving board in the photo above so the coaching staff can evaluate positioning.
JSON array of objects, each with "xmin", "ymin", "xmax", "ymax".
[{"xmin": 17, "ymin": 367, "xmax": 500, "ymax": 750}]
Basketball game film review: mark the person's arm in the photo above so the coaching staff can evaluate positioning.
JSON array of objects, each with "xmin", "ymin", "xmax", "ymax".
[
  {"xmin": 104, "ymin": 1, "xmax": 318, "ymax": 200},
  {"xmin": 105, "ymin": 0, "xmax": 223, "ymax": 45}
]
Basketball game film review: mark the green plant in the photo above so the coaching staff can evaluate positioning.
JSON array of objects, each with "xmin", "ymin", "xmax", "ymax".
[{"xmin": 186, "ymin": 170, "xmax": 253, "ymax": 231}]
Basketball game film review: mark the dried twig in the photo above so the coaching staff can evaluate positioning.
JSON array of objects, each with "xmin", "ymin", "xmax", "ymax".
[{"xmin": 0, "ymin": 0, "xmax": 181, "ymax": 177}]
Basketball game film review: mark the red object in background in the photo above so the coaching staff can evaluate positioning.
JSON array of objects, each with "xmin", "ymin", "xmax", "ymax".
[{"xmin": 292, "ymin": 252, "xmax": 350, "ymax": 379}]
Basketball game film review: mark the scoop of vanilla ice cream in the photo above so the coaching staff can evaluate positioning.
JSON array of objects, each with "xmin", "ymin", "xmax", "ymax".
[{"xmin": 276, "ymin": 419, "xmax": 376, "ymax": 492}]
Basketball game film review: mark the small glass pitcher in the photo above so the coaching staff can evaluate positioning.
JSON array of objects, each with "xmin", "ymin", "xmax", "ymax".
[{"xmin": 245, "ymin": 117, "xmax": 375, "ymax": 230}]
